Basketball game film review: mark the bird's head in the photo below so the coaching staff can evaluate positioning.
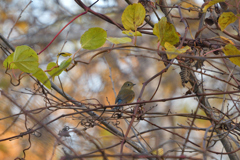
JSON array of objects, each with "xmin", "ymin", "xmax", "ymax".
[{"xmin": 121, "ymin": 81, "xmax": 135, "ymax": 89}]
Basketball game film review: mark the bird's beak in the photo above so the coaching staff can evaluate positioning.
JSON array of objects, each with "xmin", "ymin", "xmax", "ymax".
[{"xmin": 133, "ymin": 84, "xmax": 136, "ymax": 86}]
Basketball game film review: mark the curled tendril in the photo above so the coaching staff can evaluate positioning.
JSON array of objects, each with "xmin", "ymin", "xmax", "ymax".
[
  {"xmin": 5, "ymin": 63, "xmax": 21, "ymax": 86},
  {"xmin": 111, "ymin": 111, "xmax": 122, "ymax": 119},
  {"xmin": 111, "ymin": 120, "xmax": 120, "ymax": 127},
  {"xmin": 32, "ymin": 130, "xmax": 42, "ymax": 137},
  {"xmin": 81, "ymin": 118, "xmax": 95, "ymax": 128}
]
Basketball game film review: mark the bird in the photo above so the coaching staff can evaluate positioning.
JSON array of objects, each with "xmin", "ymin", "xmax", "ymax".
[{"xmin": 112, "ymin": 81, "xmax": 135, "ymax": 111}]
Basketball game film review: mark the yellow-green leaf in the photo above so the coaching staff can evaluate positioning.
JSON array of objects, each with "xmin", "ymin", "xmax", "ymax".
[
  {"xmin": 59, "ymin": 57, "xmax": 72, "ymax": 71},
  {"xmin": 220, "ymin": 36, "xmax": 234, "ymax": 45},
  {"xmin": 222, "ymin": 44, "xmax": 240, "ymax": 66},
  {"xmin": 218, "ymin": 12, "xmax": 237, "ymax": 31},
  {"xmin": 121, "ymin": 3, "xmax": 146, "ymax": 31},
  {"xmin": 107, "ymin": 37, "xmax": 132, "ymax": 44},
  {"xmin": 12, "ymin": 45, "xmax": 39, "ymax": 73},
  {"xmin": 153, "ymin": 23, "xmax": 160, "ymax": 39},
  {"xmin": 203, "ymin": 0, "xmax": 225, "ymax": 12},
  {"xmin": 3, "ymin": 52, "xmax": 18, "ymax": 69},
  {"xmin": 80, "ymin": 27, "xmax": 107, "ymax": 50},
  {"xmin": 32, "ymin": 68, "xmax": 51, "ymax": 89},
  {"xmin": 122, "ymin": 30, "xmax": 142, "ymax": 36},
  {"xmin": 153, "ymin": 18, "xmax": 179, "ymax": 46},
  {"xmin": 46, "ymin": 58, "xmax": 71, "ymax": 81},
  {"xmin": 151, "ymin": 148, "xmax": 164, "ymax": 156},
  {"xmin": 46, "ymin": 62, "xmax": 61, "ymax": 81},
  {"xmin": 58, "ymin": 52, "xmax": 72, "ymax": 57},
  {"xmin": 158, "ymin": 17, "xmax": 167, "ymax": 44},
  {"xmin": 165, "ymin": 42, "xmax": 190, "ymax": 59}
]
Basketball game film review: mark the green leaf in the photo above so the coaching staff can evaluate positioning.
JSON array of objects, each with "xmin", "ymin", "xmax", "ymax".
[
  {"xmin": 153, "ymin": 17, "xmax": 179, "ymax": 46},
  {"xmin": 203, "ymin": 0, "xmax": 225, "ymax": 12},
  {"xmin": 80, "ymin": 27, "xmax": 107, "ymax": 50},
  {"xmin": 121, "ymin": 3, "xmax": 146, "ymax": 31},
  {"xmin": 154, "ymin": 17, "xmax": 167, "ymax": 44},
  {"xmin": 3, "ymin": 52, "xmax": 18, "ymax": 69},
  {"xmin": 12, "ymin": 45, "xmax": 39, "ymax": 73},
  {"xmin": 122, "ymin": 30, "xmax": 142, "ymax": 36},
  {"xmin": 59, "ymin": 57, "xmax": 72, "ymax": 71},
  {"xmin": 46, "ymin": 58, "xmax": 71, "ymax": 81},
  {"xmin": 164, "ymin": 42, "xmax": 190, "ymax": 59},
  {"xmin": 46, "ymin": 62, "xmax": 61, "ymax": 81},
  {"xmin": 32, "ymin": 68, "xmax": 51, "ymax": 89},
  {"xmin": 222, "ymin": 44, "xmax": 240, "ymax": 67},
  {"xmin": 106, "ymin": 37, "xmax": 132, "ymax": 44},
  {"xmin": 58, "ymin": 52, "xmax": 72, "ymax": 57},
  {"xmin": 218, "ymin": 12, "xmax": 237, "ymax": 31}
]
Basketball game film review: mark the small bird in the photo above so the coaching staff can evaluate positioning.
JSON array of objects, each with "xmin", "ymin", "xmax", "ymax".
[{"xmin": 113, "ymin": 81, "xmax": 135, "ymax": 111}]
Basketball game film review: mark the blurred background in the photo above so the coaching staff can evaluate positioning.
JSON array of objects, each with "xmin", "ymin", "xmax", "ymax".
[{"xmin": 1, "ymin": 0, "xmax": 239, "ymax": 159}]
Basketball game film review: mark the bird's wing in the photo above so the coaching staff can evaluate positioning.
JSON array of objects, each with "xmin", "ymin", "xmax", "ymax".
[{"xmin": 115, "ymin": 89, "xmax": 135, "ymax": 104}]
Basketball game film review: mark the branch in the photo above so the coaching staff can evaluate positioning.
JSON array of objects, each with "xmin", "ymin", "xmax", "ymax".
[{"xmin": 0, "ymin": 33, "xmax": 153, "ymax": 158}]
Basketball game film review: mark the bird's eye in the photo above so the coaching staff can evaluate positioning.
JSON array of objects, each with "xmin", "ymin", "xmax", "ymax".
[{"xmin": 127, "ymin": 83, "xmax": 130, "ymax": 86}]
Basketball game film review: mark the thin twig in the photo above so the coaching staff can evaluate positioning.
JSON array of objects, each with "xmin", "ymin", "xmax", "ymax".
[{"xmin": 7, "ymin": 0, "xmax": 33, "ymax": 39}]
